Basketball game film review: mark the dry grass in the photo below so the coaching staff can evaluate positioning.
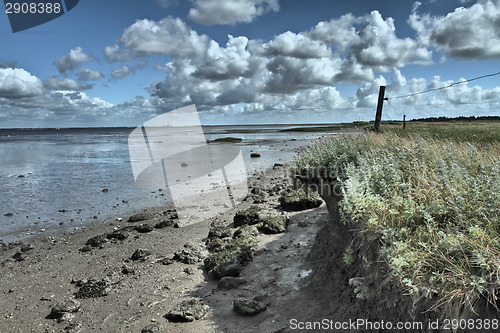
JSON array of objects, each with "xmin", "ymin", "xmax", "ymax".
[{"xmin": 293, "ymin": 123, "xmax": 500, "ymax": 317}]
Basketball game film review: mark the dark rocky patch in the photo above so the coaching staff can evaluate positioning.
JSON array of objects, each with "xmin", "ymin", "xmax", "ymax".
[
  {"xmin": 74, "ymin": 278, "xmax": 111, "ymax": 298},
  {"xmin": 250, "ymin": 153, "xmax": 261, "ymax": 158},
  {"xmin": 165, "ymin": 299, "xmax": 209, "ymax": 322}
]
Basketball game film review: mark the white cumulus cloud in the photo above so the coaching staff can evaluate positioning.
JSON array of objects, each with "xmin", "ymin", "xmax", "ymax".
[
  {"xmin": 0, "ymin": 68, "xmax": 43, "ymax": 98},
  {"xmin": 53, "ymin": 47, "xmax": 96, "ymax": 73},
  {"xmin": 188, "ymin": 0, "xmax": 279, "ymax": 26},
  {"xmin": 411, "ymin": 0, "xmax": 500, "ymax": 59},
  {"xmin": 120, "ymin": 17, "xmax": 210, "ymax": 58}
]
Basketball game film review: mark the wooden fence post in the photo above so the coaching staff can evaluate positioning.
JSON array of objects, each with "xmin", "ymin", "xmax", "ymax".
[
  {"xmin": 403, "ymin": 114, "xmax": 406, "ymax": 129},
  {"xmin": 374, "ymin": 86, "xmax": 386, "ymax": 132}
]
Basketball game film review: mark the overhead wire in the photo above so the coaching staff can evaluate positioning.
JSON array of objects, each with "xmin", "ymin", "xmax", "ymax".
[{"xmin": 386, "ymin": 70, "xmax": 500, "ymax": 100}]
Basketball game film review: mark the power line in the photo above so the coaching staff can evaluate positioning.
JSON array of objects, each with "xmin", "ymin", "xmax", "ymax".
[{"xmin": 387, "ymin": 70, "xmax": 500, "ymax": 100}]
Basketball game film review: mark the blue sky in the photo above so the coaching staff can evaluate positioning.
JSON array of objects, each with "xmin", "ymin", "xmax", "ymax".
[{"xmin": 0, "ymin": 0, "xmax": 499, "ymax": 127}]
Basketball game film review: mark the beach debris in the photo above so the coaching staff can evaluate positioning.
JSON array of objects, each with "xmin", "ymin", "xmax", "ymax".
[
  {"xmin": 173, "ymin": 242, "xmax": 207, "ymax": 264},
  {"xmin": 131, "ymin": 248, "xmax": 152, "ymax": 261},
  {"xmin": 181, "ymin": 162, "xmax": 189, "ymax": 167},
  {"xmin": 50, "ymin": 299, "xmax": 81, "ymax": 322},
  {"xmin": 250, "ymin": 153, "xmax": 261, "ymax": 158},
  {"xmin": 18, "ymin": 174, "xmax": 25, "ymax": 178},
  {"xmin": 85, "ymin": 234, "xmax": 108, "ymax": 248},
  {"xmin": 128, "ymin": 212, "xmax": 151, "ymax": 222},
  {"xmin": 233, "ymin": 296, "xmax": 268, "ymax": 316},
  {"xmin": 135, "ymin": 224, "xmax": 154, "ymax": 233},
  {"xmin": 4, "ymin": 212, "xmax": 13, "ymax": 217},
  {"xmin": 164, "ymin": 299, "xmax": 209, "ymax": 322},
  {"xmin": 218, "ymin": 277, "xmax": 248, "ymax": 290},
  {"xmin": 74, "ymin": 278, "xmax": 111, "ymax": 298},
  {"xmin": 58, "ymin": 209, "xmax": 67, "ymax": 212}
]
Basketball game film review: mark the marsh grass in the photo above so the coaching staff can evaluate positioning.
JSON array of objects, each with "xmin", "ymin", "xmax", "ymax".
[{"xmin": 293, "ymin": 123, "xmax": 500, "ymax": 316}]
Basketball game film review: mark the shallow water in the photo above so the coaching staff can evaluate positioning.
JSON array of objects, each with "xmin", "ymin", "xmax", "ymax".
[{"xmin": 0, "ymin": 125, "xmax": 329, "ymax": 241}]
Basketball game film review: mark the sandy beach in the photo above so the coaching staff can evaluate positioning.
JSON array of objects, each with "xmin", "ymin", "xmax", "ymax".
[{"xmin": 0, "ymin": 146, "xmax": 348, "ymax": 333}]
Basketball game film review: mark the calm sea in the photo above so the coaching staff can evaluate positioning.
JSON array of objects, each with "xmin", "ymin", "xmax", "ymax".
[{"xmin": 0, "ymin": 125, "xmax": 329, "ymax": 241}]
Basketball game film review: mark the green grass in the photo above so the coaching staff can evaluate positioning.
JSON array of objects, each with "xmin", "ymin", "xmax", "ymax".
[
  {"xmin": 383, "ymin": 121, "xmax": 500, "ymax": 144},
  {"xmin": 280, "ymin": 123, "xmax": 368, "ymax": 132},
  {"xmin": 209, "ymin": 137, "xmax": 242, "ymax": 143},
  {"xmin": 293, "ymin": 123, "xmax": 500, "ymax": 316}
]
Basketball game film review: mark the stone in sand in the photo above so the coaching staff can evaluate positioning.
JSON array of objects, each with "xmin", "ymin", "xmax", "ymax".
[
  {"xmin": 85, "ymin": 234, "xmax": 108, "ymax": 248},
  {"xmin": 135, "ymin": 224, "xmax": 154, "ymax": 233},
  {"xmin": 106, "ymin": 226, "xmax": 135, "ymax": 240},
  {"xmin": 128, "ymin": 212, "xmax": 151, "ymax": 222},
  {"xmin": 233, "ymin": 225, "xmax": 259, "ymax": 239},
  {"xmin": 50, "ymin": 299, "xmax": 81, "ymax": 322},
  {"xmin": 257, "ymin": 215, "xmax": 289, "ymax": 234},
  {"xmin": 208, "ymin": 226, "xmax": 232, "ymax": 239},
  {"xmin": 131, "ymin": 248, "xmax": 151, "ymax": 261},
  {"xmin": 250, "ymin": 153, "xmax": 261, "ymax": 158},
  {"xmin": 173, "ymin": 242, "xmax": 207, "ymax": 264},
  {"xmin": 233, "ymin": 297, "xmax": 267, "ymax": 316},
  {"xmin": 155, "ymin": 219, "xmax": 174, "ymax": 229},
  {"xmin": 165, "ymin": 299, "xmax": 209, "ymax": 322}
]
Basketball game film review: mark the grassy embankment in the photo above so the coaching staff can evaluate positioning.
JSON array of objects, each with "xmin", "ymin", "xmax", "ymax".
[{"xmin": 292, "ymin": 121, "xmax": 500, "ymax": 317}]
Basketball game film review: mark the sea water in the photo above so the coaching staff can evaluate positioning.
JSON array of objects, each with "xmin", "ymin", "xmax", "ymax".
[{"xmin": 0, "ymin": 125, "xmax": 327, "ymax": 241}]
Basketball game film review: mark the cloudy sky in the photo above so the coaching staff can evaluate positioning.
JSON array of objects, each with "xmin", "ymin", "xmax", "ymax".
[{"xmin": 1, "ymin": 0, "xmax": 499, "ymax": 128}]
